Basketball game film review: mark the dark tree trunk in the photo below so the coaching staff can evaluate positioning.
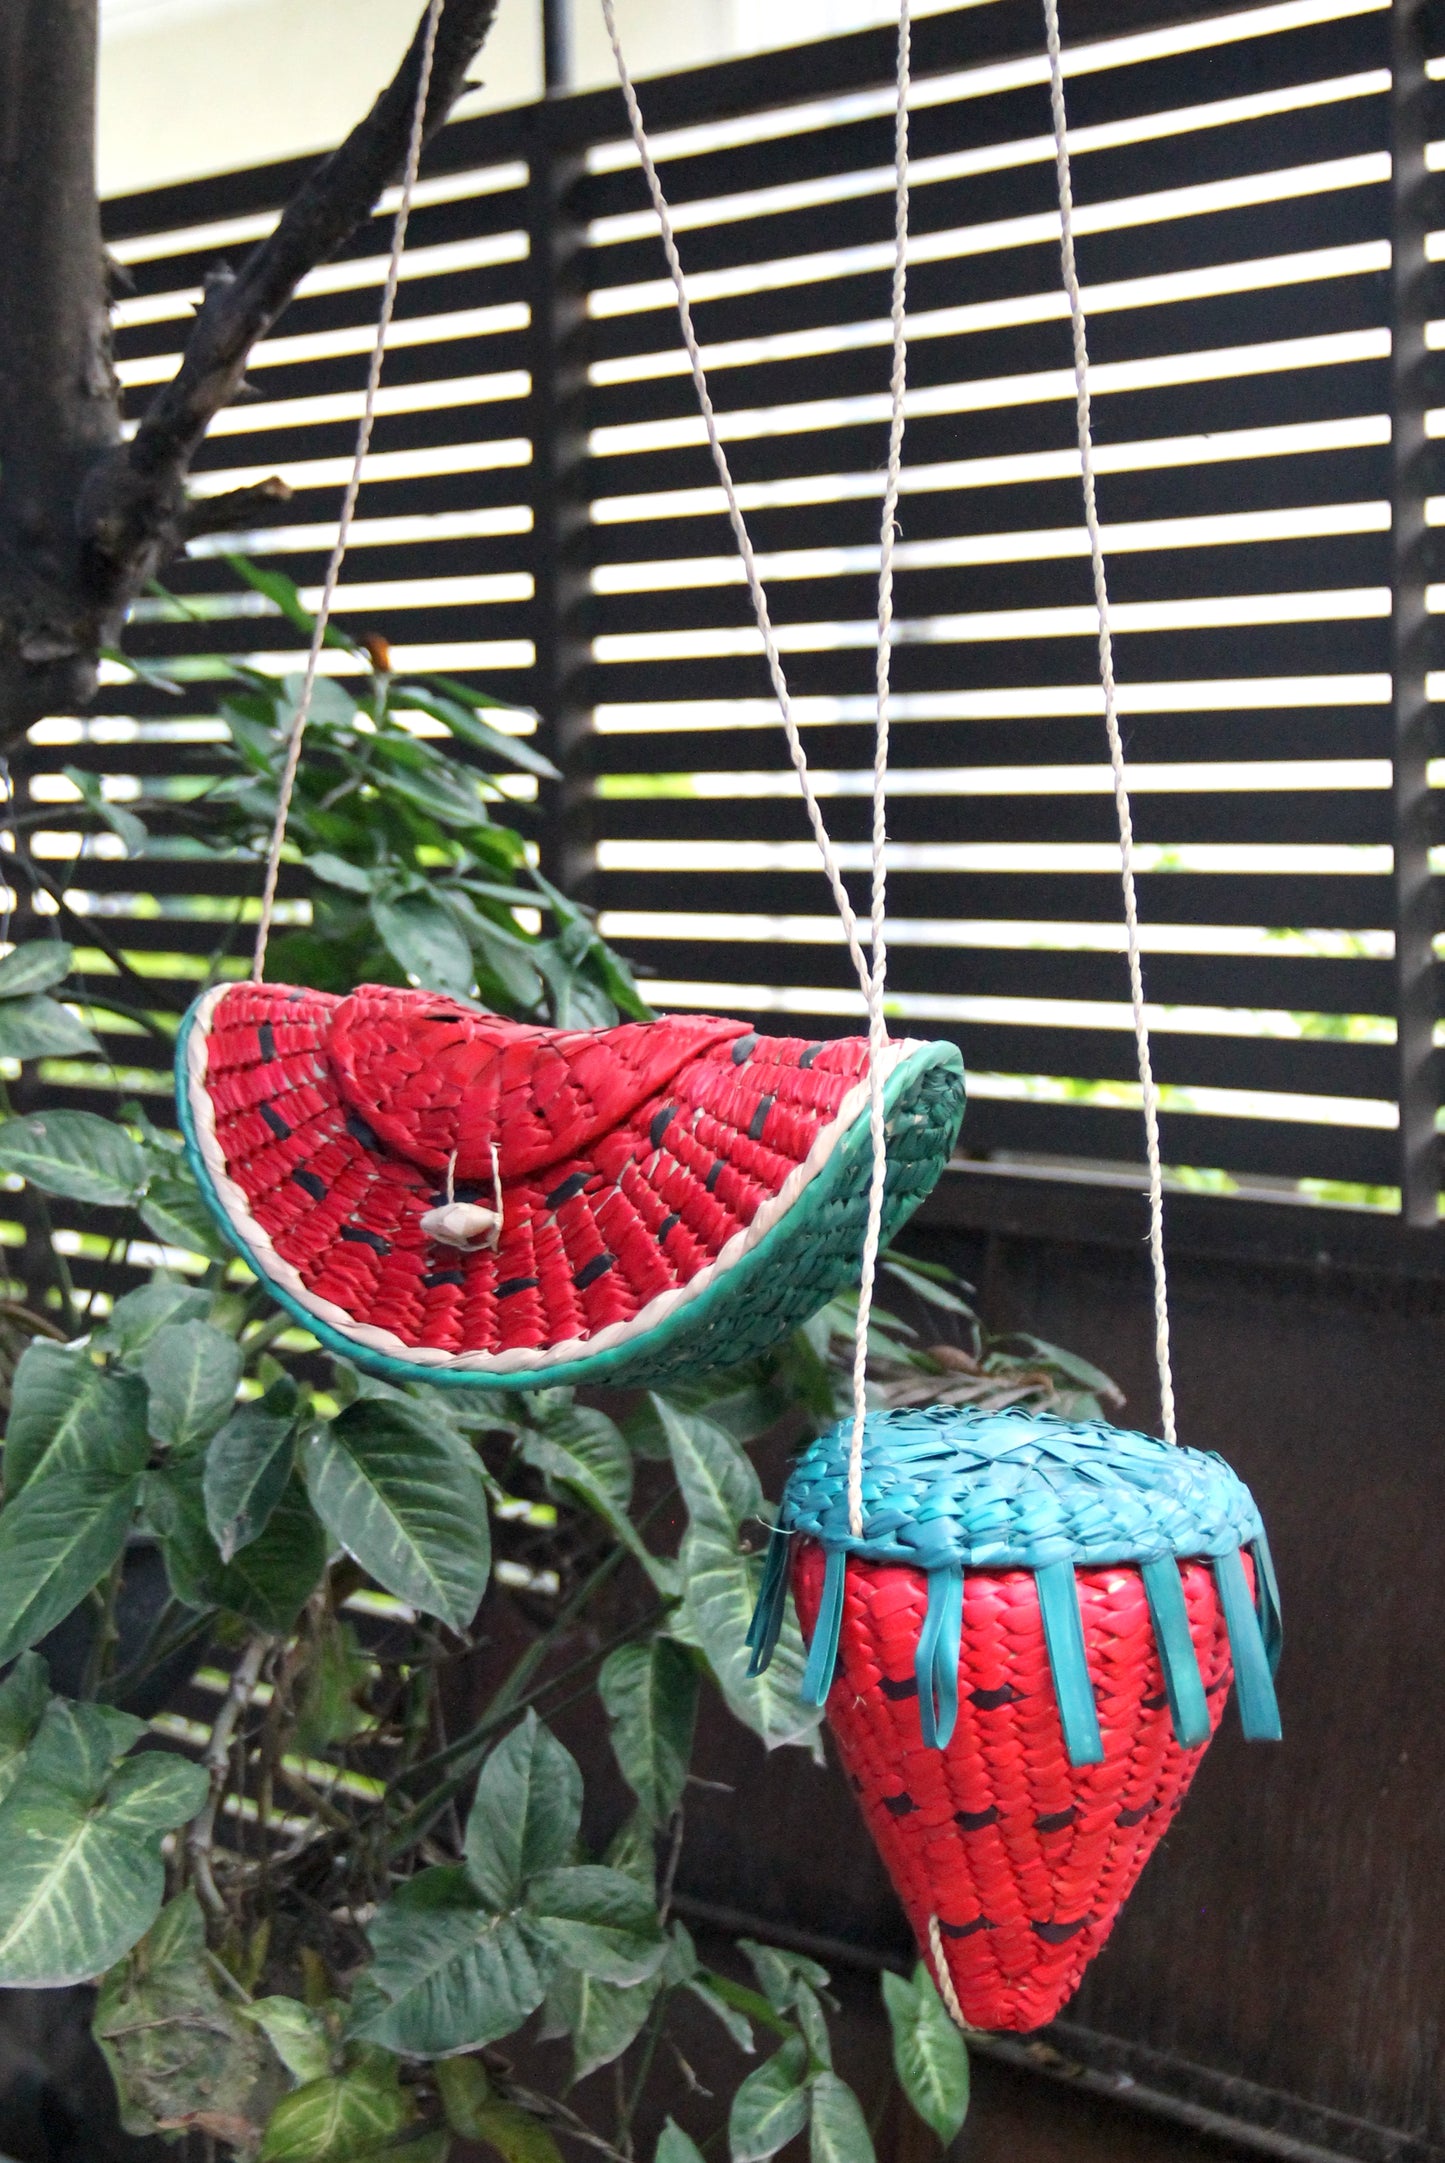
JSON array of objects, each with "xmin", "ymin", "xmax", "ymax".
[
  {"xmin": 0, "ymin": 0, "xmax": 120, "ymax": 743},
  {"xmin": 0, "ymin": 0, "xmax": 501, "ymax": 754}
]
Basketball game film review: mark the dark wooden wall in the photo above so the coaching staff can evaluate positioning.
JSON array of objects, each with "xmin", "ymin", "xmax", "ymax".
[{"xmin": 670, "ymin": 1211, "xmax": 1445, "ymax": 2163}]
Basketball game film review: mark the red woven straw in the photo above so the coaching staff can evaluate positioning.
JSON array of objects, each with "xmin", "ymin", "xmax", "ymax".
[
  {"xmin": 792, "ymin": 1541, "xmax": 1240, "ymax": 2031},
  {"xmin": 193, "ymin": 982, "xmax": 885, "ymax": 1359}
]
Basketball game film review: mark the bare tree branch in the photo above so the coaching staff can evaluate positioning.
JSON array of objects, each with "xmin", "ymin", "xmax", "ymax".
[
  {"xmin": 182, "ymin": 476, "xmax": 294, "ymax": 541},
  {"xmin": 79, "ymin": 0, "xmax": 502, "ymax": 598}
]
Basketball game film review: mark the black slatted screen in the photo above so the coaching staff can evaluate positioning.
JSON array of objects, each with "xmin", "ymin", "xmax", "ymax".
[{"xmin": 33, "ymin": 0, "xmax": 1437, "ymax": 1309}]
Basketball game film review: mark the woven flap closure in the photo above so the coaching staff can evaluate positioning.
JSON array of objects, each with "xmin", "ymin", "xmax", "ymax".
[
  {"xmin": 778, "ymin": 1406, "xmax": 1266, "ymax": 1569},
  {"xmin": 328, "ymin": 987, "xmax": 748, "ymax": 1178}
]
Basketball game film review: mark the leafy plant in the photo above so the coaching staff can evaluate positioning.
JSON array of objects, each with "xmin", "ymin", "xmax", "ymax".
[{"xmin": 0, "ymin": 565, "xmax": 1119, "ymax": 2156}]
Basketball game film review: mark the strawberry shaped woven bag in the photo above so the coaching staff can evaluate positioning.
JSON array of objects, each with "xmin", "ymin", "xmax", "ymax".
[
  {"xmin": 176, "ymin": 982, "xmax": 965, "ymax": 1390},
  {"xmin": 747, "ymin": 1407, "xmax": 1281, "ymax": 2032}
]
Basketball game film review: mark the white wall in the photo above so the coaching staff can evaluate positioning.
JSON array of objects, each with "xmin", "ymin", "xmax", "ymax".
[
  {"xmin": 99, "ymin": 0, "xmax": 951, "ymax": 199},
  {"xmin": 99, "ymin": 0, "xmax": 542, "ymax": 198}
]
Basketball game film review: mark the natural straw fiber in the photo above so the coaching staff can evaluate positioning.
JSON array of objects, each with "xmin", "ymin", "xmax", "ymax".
[
  {"xmin": 748, "ymin": 1407, "xmax": 1281, "ymax": 2032},
  {"xmin": 177, "ymin": 981, "xmax": 966, "ymax": 1389}
]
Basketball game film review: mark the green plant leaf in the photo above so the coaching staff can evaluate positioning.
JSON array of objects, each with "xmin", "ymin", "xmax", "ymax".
[
  {"xmin": 0, "ymin": 942, "xmax": 73, "ymax": 997},
  {"xmin": 881, "ymin": 1965, "xmax": 970, "ymax": 2145},
  {"xmin": 685, "ymin": 1975, "xmax": 756, "ymax": 2055},
  {"xmin": 259, "ymin": 2055, "xmax": 414, "ymax": 2163},
  {"xmin": 95, "ymin": 1892, "xmax": 275, "ymax": 2142},
  {"xmin": 546, "ymin": 1962, "xmax": 662, "ymax": 2085},
  {"xmin": 808, "ymin": 2073, "xmax": 875, "ymax": 2163},
  {"xmin": 678, "ymin": 1519, "xmax": 822, "ymax": 1753},
  {"xmin": 141, "ymin": 1166, "xmax": 235, "ymax": 1260},
  {"xmin": 598, "ymin": 1637, "xmax": 698, "ymax": 1827},
  {"xmin": 100, "ymin": 1278, "xmax": 211, "ymax": 1359},
  {"xmin": 394, "ymin": 686, "xmax": 560, "ymax": 779},
  {"xmin": 657, "ymin": 2123, "xmax": 709, "ymax": 2163},
  {"xmin": 0, "ymin": 1454, "xmax": 147, "ymax": 1664},
  {"xmin": 524, "ymin": 1864, "xmax": 667, "ymax": 1985},
  {"xmin": 227, "ymin": 556, "xmax": 363, "ymax": 657},
  {"xmin": 5, "ymin": 1340, "xmax": 148, "ymax": 1493},
  {"xmin": 307, "ymin": 852, "xmax": 375, "ymax": 895},
  {"xmin": 205, "ymin": 1407, "xmax": 296, "ymax": 1561},
  {"xmin": 740, "ymin": 1941, "xmax": 831, "ymax": 2019},
  {"xmin": 0, "ymin": 1109, "xmax": 147, "ymax": 1205},
  {"xmin": 355, "ymin": 1867, "xmax": 550, "ymax": 2057},
  {"xmin": 0, "ymin": 994, "xmax": 101, "ymax": 1061},
  {"xmin": 161, "ymin": 1468, "xmax": 327, "ymax": 1631},
  {"xmin": 0, "ymin": 1702, "xmax": 207, "ymax": 1985},
  {"xmin": 301, "ymin": 1397, "xmax": 490, "ymax": 1631},
  {"xmin": 656, "ymin": 1397, "xmax": 762, "ymax": 1538},
  {"xmin": 435, "ymin": 2058, "xmax": 564, "ymax": 2163},
  {"xmin": 729, "ymin": 2038, "xmax": 811, "ymax": 2163},
  {"xmin": 0, "ymin": 1652, "xmax": 50, "ymax": 1805},
  {"xmin": 142, "ymin": 1321, "xmax": 243, "ymax": 1454},
  {"xmin": 246, "ymin": 1997, "xmax": 336, "ymax": 2086},
  {"xmin": 463, "ymin": 1710, "xmax": 581, "ymax": 1911},
  {"xmin": 371, "ymin": 890, "xmax": 474, "ymax": 999}
]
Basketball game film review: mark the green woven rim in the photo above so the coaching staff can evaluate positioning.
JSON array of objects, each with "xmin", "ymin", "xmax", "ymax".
[{"xmin": 176, "ymin": 1004, "xmax": 965, "ymax": 1392}]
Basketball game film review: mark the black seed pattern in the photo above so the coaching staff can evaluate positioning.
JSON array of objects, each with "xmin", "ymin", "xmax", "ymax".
[
  {"xmin": 341, "ymin": 1225, "xmax": 391, "ymax": 1255},
  {"xmin": 938, "ymin": 1917, "xmax": 993, "ymax": 1939},
  {"xmin": 259, "ymin": 1101, "xmax": 291, "ymax": 1139},
  {"xmin": 880, "ymin": 1674, "xmax": 918, "ymax": 1700},
  {"xmin": 498, "ymin": 1276, "xmax": 540, "ymax": 1299},
  {"xmin": 956, "ymin": 1805, "xmax": 1000, "ymax": 1831},
  {"xmin": 797, "ymin": 1043, "xmax": 823, "ymax": 1069},
  {"xmin": 881, "ymin": 1793, "xmax": 916, "ymax": 1817},
  {"xmin": 258, "ymin": 1022, "xmax": 277, "ymax": 1061},
  {"xmin": 730, "ymin": 1033, "xmax": 759, "ymax": 1065},
  {"xmin": 972, "ymin": 1683, "xmax": 1023, "ymax": 1710},
  {"xmin": 424, "ymin": 1269, "xmax": 466, "ymax": 1289},
  {"xmin": 705, "ymin": 1160, "xmax": 725, "ymax": 1193},
  {"xmin": 1116, "ymin": 1801, "xmax": 1157, "ymax": 1828},
  {"xmin": 574, "ymin": 1252, "xmax": 615, "ymax": 1291},
  {"xmin": 346, "ymin": 1110, "xmax": 382, "ymax": 1150},
  {"xmin": 292, "ymin": 1168, "xmax": 326, "ymax": 1202},
  {"xmin": 747, "ymin": 1094, "xmax": 776, "ymax": 1141},
  {"xmin": 546, "ymin": 1170, "xmax": 589, "ymax": 1209},
  {"xmin": 1035, "ymin": 1806, "xmax": 1079, "ymax": 1834},
  {"xmin": 1142, "ymin": 1691, "xmax": 1169, "ymax": 1712},
  {"xmin": 1032, "ymin": 1918, "xmax": 1088, "ymax": 1944},
  {"xmin": 649, "ymin": 1104, "xmax": 676, "ymax": 1148},
  {"xmin": 658, "ymin": 1212, "xmax": 680, "ymax": 1240}
]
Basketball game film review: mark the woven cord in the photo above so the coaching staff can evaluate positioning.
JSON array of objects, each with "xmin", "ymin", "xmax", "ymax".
[
  {"xmin": 251, "ymin": 0, "xmax": 445, "ymax": 981},
  {"xmin": 927, "ymin": 1913, "xmax": 970, "ymax": 2029},
  {"xmin": 1042, "ymin": 0, "xmax": 1176, "ymax": 1446},
  {"xmin": 600, "ymin": 0, "xmax": 913, "ymax": 1531},
  {"xmin": 598, "ymin": 0, "xmax": 873, "ymax": 1005},
  {"xmin": 847, "ymin": 2, "xmax": 910, "ymax": 1540}
]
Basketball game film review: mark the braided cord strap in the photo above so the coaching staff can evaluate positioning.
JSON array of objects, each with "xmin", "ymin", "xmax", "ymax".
[{"xmin": 753, "ymin": 1406, "xmax": 1281, "ymax": 1766}]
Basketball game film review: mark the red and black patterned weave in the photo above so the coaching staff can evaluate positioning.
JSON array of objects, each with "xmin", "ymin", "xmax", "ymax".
[
  {"xmin": 190, "ymin": 981, "xmax": 903, "ymax": 1362},
  {"xmin": 792, "ymin": 1543, "xmax": 1240, "ymax": 2031}
]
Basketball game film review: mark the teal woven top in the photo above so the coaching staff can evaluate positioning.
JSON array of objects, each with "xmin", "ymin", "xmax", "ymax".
[
  {"xmin": 777, "ymin": 1405, "xmax": 1267, "ymax": 1570},
  {"xmin": 747, "ymin": 1405, "xmax": 1281, "ymax": 1766}
]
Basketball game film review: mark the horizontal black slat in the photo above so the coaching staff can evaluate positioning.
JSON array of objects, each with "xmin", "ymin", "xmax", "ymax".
[
  {"xmin": 581, "ymin": 539, "xmax": 1388, "ymax": 638},
  {"xmin": 960, "ymin": 1095, "xmax": 1397, "ymax": 1186},
  {"xmin": 578, "ymin": 12, "xmax": 1387, "ymax": 227},
  {"xmin": 581, "ymin": 708, "xmax": 1394, "ymax": 772},
  {"xmin": 586, "ymin": 358, "xmax": 1393, "ymax": 507},
  {"xmin": 594, "ymin": 787, "xmax": 1394, "ymax": 848},
  {"xmin": 593, "ymin": 868, "xmax": 1398, "ymax": 928},
  {"xmin": 583, "ymin": 444, "xmax": 1394, "ymax": 562},
  {"xmin": 618, "ymin": 941, "xmax": 1395, "ymax": 1016}
]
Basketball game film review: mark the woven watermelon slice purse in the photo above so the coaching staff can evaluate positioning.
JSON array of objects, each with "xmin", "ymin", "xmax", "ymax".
[
  {"xmin": 176, "ymin": 982, "xmax": 966, "ymax": 1389},
  {"xmin": 746, "ymin": 1406, "xmax": 1282, "ymax": 2031}
]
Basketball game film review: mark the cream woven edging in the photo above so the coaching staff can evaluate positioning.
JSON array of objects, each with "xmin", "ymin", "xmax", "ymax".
[{"xmin": 184, "ymin": 984, "xmax": 918, "ymax": 1375}]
